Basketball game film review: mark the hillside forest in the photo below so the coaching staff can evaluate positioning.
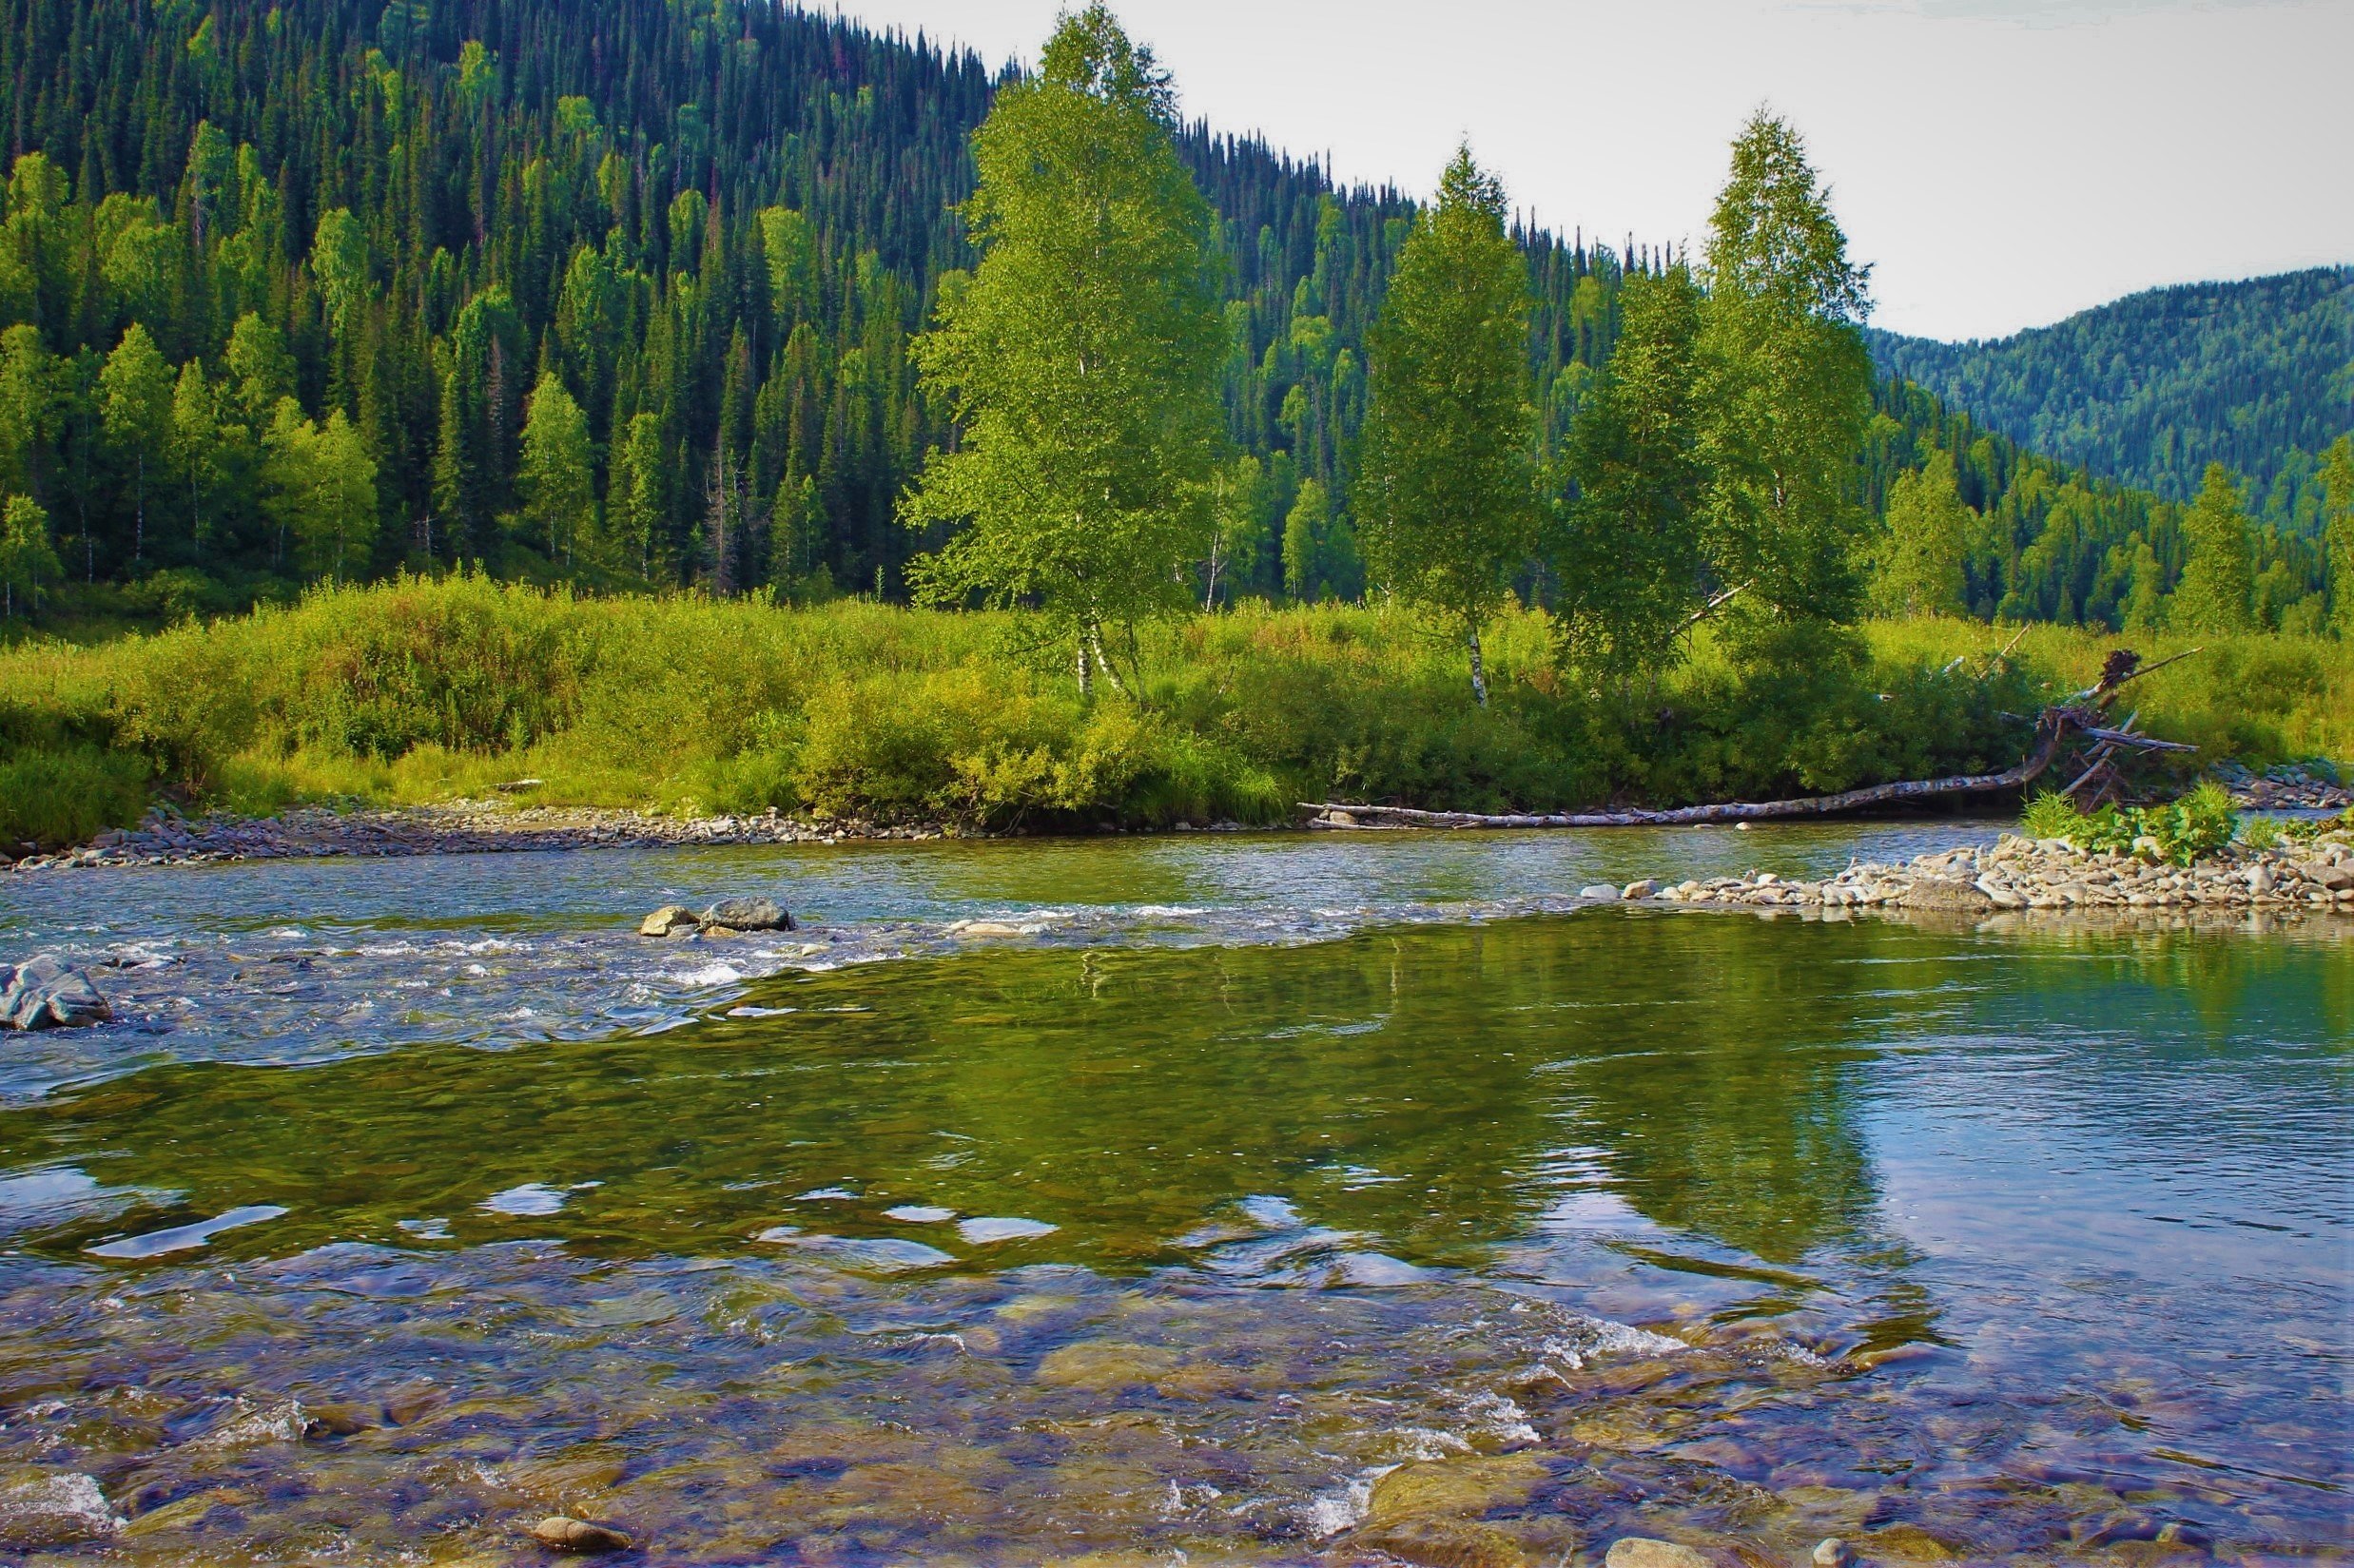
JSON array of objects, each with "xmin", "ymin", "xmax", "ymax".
[
  {"xmin": 1869, "ymin": 268, "xmax": 2350, "ymax": 528},
  {"xmin": 1, "ymin": 0, "xmax": 2349, "ymax": 644}
]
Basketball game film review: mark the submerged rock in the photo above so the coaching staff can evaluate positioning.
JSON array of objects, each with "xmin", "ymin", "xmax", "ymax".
[
  {"xmin": 528, "ymin": 1514, "xmax": 632, "ymax": 1552},
  {"xmin": 1604, "ymin": 1540, "xmax": 1719, "ymax": 1568},
  {"xmin": 1813, "ymin": 1541, "xmax": 1858, "ymax": 1568},
  {"xmin": 0, "ymin": 955, "xmax": 111, "ymax": 1030},
  {"xmin": 699, "ymin": 896, "xmax": 793, "ymax": 931},
  {"xmin": 637, "ymin": 905, "xmax": 701, "ymax": 938},
  {"xmin": 0, "ymin": 1468, "xmax": 125, "ymax": 1547},
  {"xmin": 1354, "ymin": 1516, "xmax": 1533, "ymax": 1568}
]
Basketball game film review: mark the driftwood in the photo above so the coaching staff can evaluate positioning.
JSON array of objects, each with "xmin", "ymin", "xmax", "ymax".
[{"xmin": 1303, "ymin": 647, "xmax": 2200, "ymax": 831}]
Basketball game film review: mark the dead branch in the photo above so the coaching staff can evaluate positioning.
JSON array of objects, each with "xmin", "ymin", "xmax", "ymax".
[{"xmin": 1302, "ymin": 698, "xmax": 2196, "ymax": 831}]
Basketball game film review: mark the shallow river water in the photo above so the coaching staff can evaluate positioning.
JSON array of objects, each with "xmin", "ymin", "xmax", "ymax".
[{"xmin": 0, "ymin": 824, "xmax": 2346, "ymax": 1566}]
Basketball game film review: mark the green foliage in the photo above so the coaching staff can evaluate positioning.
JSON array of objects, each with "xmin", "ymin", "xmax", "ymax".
[
  {"xmin": 2018, "ymin": 780, "xmax": 2238, "ymax": 866},
  {"xmin": 2237, "ymin": 813, "xmax": 2282, "ymax": 852},
  {"xmin": 2324, "ymin": 436, "xmax": 2354, "ymax": 636},
  {"xmin": 518, "ymin": 371, "xmax": 595, "ymax": 566},
  {"xmin": 0, "ymin": 494, "xmax": 60, "ymax": 616},
  {"xmin": 1550, "ymin": 264, "xmax": 1705, "ymax": 677},
  {"xmin": 1697, "ymin": 112, "xmax": 1875, "ymax": 624},
  {"xmin": 0, "ymin": 743, "xmax": 149, "ymax": 848},
  {"xmin": 1870, "ymin": 452, "xmax": 1973, "ymax": 618},
  {"xmin": 900, "ymin": 6, "xmax": 1222, "ymax": 689},
  {"xmin": 2170, "ymin": 463, "xmax": 2256, "ymax": 634},
  {"xmin": 1870, "ymin": 267, "xmax": 2351, "ymax": 515},
  {"xmin": 1353, "ymin": 146, "xmax": 1534, "ymax": 705}
]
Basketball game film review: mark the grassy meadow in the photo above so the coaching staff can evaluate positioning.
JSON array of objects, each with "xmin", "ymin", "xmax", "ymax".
[{"xmin": 2, "ymin": 574, "xmax": 2348, "ymax": 849}]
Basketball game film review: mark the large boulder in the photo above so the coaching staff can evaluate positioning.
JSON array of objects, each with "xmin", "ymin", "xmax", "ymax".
[
  {"xmin": 637, "ymin": 905, "xmax": 702, "ymax": 938},
  {"xmin": 1898, "ymin": 876, "xmax": 1994, "ymax": 912},
  {"xmin": 0, "ymin": 957, "xmax": 111, "ymax": 1031},
  {"xmin": 699, "ymin": 896, "xmax": 793, "ymax": 932}
]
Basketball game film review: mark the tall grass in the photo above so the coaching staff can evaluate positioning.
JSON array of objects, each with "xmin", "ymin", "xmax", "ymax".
[{"xmin": 1, "ymin": 575, "xmax": 2345, "ymax": 849}]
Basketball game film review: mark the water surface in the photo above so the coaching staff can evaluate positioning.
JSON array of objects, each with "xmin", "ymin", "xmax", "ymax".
[{"xmin": 0, "ymin": 826, "xmax": 2345, "ymax": 1564}]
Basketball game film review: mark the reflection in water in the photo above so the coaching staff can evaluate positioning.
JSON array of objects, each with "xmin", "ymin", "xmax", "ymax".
[{"xmin": 0, "ymin": 834, "xmax": 2345, "ymax": 1563}]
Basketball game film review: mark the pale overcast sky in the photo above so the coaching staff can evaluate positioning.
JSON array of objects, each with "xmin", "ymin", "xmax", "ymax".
[{"xmin": 823, "ymin": 0, "xmax": 2352, "ymax": 342}]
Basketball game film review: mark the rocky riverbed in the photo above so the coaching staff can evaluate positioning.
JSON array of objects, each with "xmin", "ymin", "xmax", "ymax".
[
  {"xmin": 0, "ymin": 801, "xmax": 952, "ymax": 872},
  {"xmin": 1633, "ymin": 826, "xmax": 2354, "ymax": 914}
]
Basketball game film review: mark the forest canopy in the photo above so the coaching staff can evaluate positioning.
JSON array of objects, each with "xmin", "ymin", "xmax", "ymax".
[{"xmin": 0, "ymin": 0, "xmax": 2345, "ymax": 647}]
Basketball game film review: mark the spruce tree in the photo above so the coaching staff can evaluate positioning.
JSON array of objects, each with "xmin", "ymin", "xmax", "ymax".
[
  {"xmin": 1352, "ymin": 145, "xmax": 1534, "ymax": 707},
  {"xmin": 2170, "ymin": 462, "xmax": 2255, "ymax": 634}
]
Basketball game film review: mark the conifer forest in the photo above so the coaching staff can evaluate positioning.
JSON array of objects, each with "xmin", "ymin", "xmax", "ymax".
[{"xmin": 4, "ymin": 0, "xmax": 2344, "ymax": 645}]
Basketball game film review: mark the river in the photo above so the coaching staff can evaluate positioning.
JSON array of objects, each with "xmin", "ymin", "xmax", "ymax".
[{"xmin": 0, "ymin": 824, "xmax": 2346, "ymax": 1563}]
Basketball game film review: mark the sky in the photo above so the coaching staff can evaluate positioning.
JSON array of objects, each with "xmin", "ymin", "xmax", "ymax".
[{"xmin": 820, "ymin": 0, "xmax": 2352, "ymax": 342}]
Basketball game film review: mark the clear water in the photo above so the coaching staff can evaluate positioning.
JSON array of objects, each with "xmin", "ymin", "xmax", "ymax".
[{"xmin": 0, "ymin": 825, "xmax": 2346, "ymax": 1564}]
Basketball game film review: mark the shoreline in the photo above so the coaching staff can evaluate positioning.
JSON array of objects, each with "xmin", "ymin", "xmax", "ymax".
[{"xmin": 7, "ymin": 799, "xmax": 2349, "ymax": 924}]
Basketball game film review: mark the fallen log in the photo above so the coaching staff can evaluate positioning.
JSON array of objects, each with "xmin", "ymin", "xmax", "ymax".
[{"xmin": 1302, "ymin": 703, "xmax": 2195, "ymax": 831}]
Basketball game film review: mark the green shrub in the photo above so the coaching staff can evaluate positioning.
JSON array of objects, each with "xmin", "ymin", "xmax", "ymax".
[
  {"xmin": 2017, "ymin": 781, "xmax": 2238, "ymax": 865},
  {"xmin": 0, "ymin": 745, "xmax": 150, "ymax": 849}
]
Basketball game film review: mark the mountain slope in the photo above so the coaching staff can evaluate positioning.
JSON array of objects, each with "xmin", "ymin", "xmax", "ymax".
[{"xmin": 1868, "ymin": 269, "xmax": 2353, "ymax": 528}]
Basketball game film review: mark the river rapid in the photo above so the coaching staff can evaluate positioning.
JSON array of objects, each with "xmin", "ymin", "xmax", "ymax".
[{"xmin": 0, "ymin": 824, "xmax": 2346, "ymax": 1566}]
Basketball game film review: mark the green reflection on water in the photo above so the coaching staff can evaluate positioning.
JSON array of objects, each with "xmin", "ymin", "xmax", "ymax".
[{"xmin": 5, "ymin": 910, "xmax": 2345, "ymax": 1282}]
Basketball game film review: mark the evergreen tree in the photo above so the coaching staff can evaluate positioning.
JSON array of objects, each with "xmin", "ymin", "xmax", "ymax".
[
  {"xmin": 1352, "ymin": 145, "xmax": 1533, "ymax": 706},
  {"xmin": 1549, "ymin": 263, "xmax": 1704, "ymax": 675},
  {"xmin": 900, "ymin": 5, "xmax": 1222, "ymax": 694},
  {"xmin": 2169, "ymin": 463, "xmax": 2255, "ymax": 634},
  {"xmin": 1870, "ymin": 452, "xmax": 1973, "ymax": 618},
  {"xmin": 1697, "ymin": 111, "xmax": 1875, "ymax": 624}
]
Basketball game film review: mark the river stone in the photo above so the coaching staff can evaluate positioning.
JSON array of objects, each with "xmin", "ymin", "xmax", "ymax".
[
  {"xmin": 1604, "ymin": 1540, "xmax": 1718, "ymax": 1568},
  {"xmin": 1034, "ymin": 1341, "xmax": 1182, "ymax": 1392},
  {"xmin": 1622, "ymin": 879, "xmax": 1658, "ymax": 900},
  {"xmin": 637, "ymin": 905, "xmax": 701, "ymax": 938},
  {"xmin": 1814, "ymin": 1541, "xmax": 1858, "ymax": 1568},
  {"xmin": 1863, "ymin": 1521, "xmax": 1965, "ymax": 1559},
  {"xmin": 1353, "ymin": 1516, "xmax": 1532, "ymax": 1568},
  {"xmin": 699, "ymin": 896, "xmax": 793, "ymax": 931},
  {"xmin": 0, "ymin": 956, "xmax": 111, "ymax": 1030},
  {"xmin": 528, "ymin": 1514, "xmax": 632, "ymax": 1553},
  {"xmin": 0, "ymin": 1468, "xmax": 124, "ymax": 1547},
  {"xmin": 1368, "ymin": 1454, "xmax": 1550, "ymax": 1523},
  {"xmin": 1579, "ymin": 884, "xmax": 1621, "ymax": 900},
  {"xmin": 2303, "ymin": 861, "xmax": 2354, "ymax": 891},
  {"xmin": 1899, "ymin": 877, "xmax": 1994, "ymax": 912}
]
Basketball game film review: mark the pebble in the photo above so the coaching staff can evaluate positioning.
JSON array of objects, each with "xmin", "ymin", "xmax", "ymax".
[
  {"xmin": 1643, "ymin": 829, "xmax": 2354, "ymax": 919},
  {"xmin": 10, "ymin": 801, "xmax": 958, "ymax": 873}
]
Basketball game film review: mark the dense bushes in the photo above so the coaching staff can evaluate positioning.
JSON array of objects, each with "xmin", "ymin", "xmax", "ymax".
[{"xmin": 0, "ymin": 576, "xmax": 2346, "ymax": 849}]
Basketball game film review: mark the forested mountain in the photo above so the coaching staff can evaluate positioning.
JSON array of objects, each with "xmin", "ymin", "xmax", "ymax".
[
  {"xmin": 1869, "ymin": 269, "xmax": 2353, "ymax": 531},
  {"xmin": 0, "ymin": 0, "xmax": 2335, "ymax": 632}
]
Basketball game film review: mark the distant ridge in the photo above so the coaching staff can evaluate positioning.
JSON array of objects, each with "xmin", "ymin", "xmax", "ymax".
[{"xmin": 1867, "ymin": 268, "xmax": 2352, "ymax": 530}]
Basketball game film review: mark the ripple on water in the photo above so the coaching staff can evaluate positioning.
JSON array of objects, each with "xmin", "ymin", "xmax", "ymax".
[{"xmin": 0, "ymin": 829, "xmax": 2342, "ymax": 1561}]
